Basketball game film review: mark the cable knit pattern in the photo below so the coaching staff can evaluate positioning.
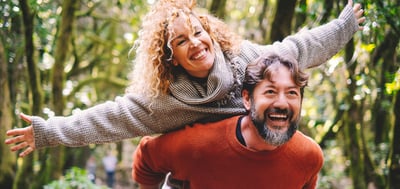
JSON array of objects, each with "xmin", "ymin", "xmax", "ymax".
[{"xmin": 32, "ymin": 5, "xmax": 358, "ymax": 149}]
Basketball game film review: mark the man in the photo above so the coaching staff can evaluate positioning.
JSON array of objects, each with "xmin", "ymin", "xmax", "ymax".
[
  {"xmin": 132, "ymin": 52, "xmax": 323, "ymax": 189},
  {"xmin": 102, "ymin": 151, "xmax": 118, "ymax": 188}
]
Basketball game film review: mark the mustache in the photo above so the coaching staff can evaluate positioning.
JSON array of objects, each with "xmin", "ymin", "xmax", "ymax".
[{"xmin": 265, "ymin": 108, "xmax": 293, "ymax": 119}]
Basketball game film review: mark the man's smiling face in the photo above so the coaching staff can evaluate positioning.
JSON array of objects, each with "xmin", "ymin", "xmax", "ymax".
[{"xmin": 248, "ymin": 63, "xmax": 301, "ymax": 146}]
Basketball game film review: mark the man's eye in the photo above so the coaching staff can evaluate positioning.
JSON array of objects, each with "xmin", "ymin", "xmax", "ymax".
[
  {"xmin": 288, "ymin": 91, "xmax": 298, "ymax": 96},
  {"xmin": 194, "ymin": 30, "xmax": 202, "ymax": 36},
  {"xmin": 266, "ymin": 90, "xmax": 275, "ymax": 94}
]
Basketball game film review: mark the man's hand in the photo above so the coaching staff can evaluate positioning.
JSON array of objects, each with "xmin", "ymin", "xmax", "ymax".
[{"xmin": 5, "ymin": 113, "xmax": 36, "ymax": 157}]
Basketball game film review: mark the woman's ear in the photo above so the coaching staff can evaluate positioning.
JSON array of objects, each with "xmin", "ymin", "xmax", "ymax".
[
  {"xmin": 172, "ymin": 59, "xmax": 179, "ymax": 66},
  {"xmin": 242, "ymin": 89, "xmax": 251, "ymax": 111}
]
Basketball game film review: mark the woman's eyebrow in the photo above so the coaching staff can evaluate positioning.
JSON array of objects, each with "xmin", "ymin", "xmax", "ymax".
[{"xmin": 171, "ymin": 34, "xmax": 185, "ymax": 42}]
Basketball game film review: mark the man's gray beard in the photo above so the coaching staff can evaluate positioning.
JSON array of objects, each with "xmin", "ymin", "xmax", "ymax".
[{"xmin": 250, "ymin": 103, "xmax": 299, "ymax": 146}]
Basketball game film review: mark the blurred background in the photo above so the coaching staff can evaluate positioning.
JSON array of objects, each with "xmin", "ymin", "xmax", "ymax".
[{"xmin": 0, "ymin": 0, "xmax": 399, "ymax": 188}]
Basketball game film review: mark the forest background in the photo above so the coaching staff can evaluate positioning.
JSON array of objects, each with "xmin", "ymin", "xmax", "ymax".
[{"xmin": 0, "ymin": 0, "xmax": 399, "ymax": 188}]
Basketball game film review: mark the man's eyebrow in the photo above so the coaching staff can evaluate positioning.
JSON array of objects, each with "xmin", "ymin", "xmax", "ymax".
[
  {"xmin": 288, "ymin": 86, "xmax": 300, "ymax": 90},
  {"xmin": 261, "ymin": 83, "xmax": 299, "ymax": 89}
]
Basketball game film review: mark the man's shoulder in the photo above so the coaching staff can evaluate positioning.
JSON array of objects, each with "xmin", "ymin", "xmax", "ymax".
[
  {"xmin": 290, "ymin": 131, "xmax": 323, "ymax": 157},
  {"xmin": 167, "ymin": 115, "xmax": 239, "ymax": 140},
  {"xmin": 149, "ymin": 116, "xmax": 240, "ymax": 144},
  {"xmin": 190, "ymin": 115, "xmax": 240, "ymax": 129}
]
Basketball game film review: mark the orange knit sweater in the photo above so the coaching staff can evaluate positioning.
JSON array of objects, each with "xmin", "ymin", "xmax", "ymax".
[{"xmin": 132, "ymin": 116, "xmax": 324, "ymax": 189}]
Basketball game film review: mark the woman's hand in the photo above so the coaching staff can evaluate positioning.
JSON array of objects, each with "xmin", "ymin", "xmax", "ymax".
[
  {"xmin": 349, "ymin": 0, "xmax": 366, "ymax": 31},
  {"xmin": 5, "ymin": 113, "xmax": 36, "ymax": 157}
]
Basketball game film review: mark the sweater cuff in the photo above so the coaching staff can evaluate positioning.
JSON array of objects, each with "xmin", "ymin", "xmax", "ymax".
[
  {"xmin": 32, "ymin": 116, "xmax": 54, "ymax": 149},
  {"xmin": 339, "ymin": 3, "xmax": 359, "ymax": 34}
]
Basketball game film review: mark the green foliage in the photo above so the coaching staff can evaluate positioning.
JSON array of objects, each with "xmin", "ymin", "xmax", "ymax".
[
  {"xmin": 43, "ymin": 167, "xmax": 107, "ymax": 189},
  {"xmin": 318, "ymin": 140, "xmax": 349, "ymax": 189},
  {"xmin": 385, "ymin": 70, "xmax": 400, "ymax": 95}
]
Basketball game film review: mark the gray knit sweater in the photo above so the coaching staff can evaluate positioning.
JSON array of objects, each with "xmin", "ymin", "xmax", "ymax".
[{"xmin": 32, "ymin": 5, "xmax": 358, "ymax": 148}]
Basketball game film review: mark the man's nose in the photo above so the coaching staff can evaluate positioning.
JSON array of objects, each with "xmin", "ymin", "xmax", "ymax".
[{"xmin": 273, "ymin": 94, "xmax": 289, "ymax": 109}]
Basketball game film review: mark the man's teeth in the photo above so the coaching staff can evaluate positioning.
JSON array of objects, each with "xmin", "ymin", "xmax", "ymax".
[{"xmin": 269, "ymin": 114, "xmax": 287, "ymax": 120}]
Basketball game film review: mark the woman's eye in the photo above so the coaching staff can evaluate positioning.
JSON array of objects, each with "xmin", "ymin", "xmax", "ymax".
[
  {"xmin": 194, "ymin": 30, "xmax": 202, "ymax": 36},
  {"xmin": 177, "ymin": 39, "xmax": 186, "ymax": 46}
]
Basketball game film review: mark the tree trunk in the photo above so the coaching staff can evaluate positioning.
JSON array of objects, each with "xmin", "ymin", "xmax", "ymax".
[
  {"xmin": 320, "ymin": 0, "xmax": 334, "ymax": 24},
  {"xmin": 258, "ymin": 0, "xmax": 269, "ymax": 43},
  {"xmin": 270, "ymin": 0, "xmax": 296, "ymax": 41},
  {"xmin": 0, "ymin": 30, "xmax": 15, "ymax": 189},
  {"xmin": 15, "ymin": 0, "xmax": 42, "ymax": 188},
  {"xmin": 46, "ymin": 0, "xmax": 79, "ymax": 181},
  {"xmin": 342, "ymin": 39, "xmax": 367, "ymax": 189},
  {"xmin": 209, "ymin": 0, "xmax": 226, "ymax": 19},
  {"xmin": 294, "ymin": 0, "xmax": 307, "ymax": 30},
  {"xmin": 18, "ymin": 0, "xmax": 43, "ymax": 115},
  {"xmin": 372, "ymin": 30, "xmax": 399, "ymax": 145},
  {"xmin": 389, "ymin": 91, "xmax": 400, "ymax": 189},
  {"xmin": 343, "ymin": 99, "xmax": 366, "ymax": 189},
  {"xmin": 53, "ymin": 0, "xmax": 78, "ymax": 115},
  {"xmin": 378, "ymin": 29, "xmax": 400, "ymax": 189},
  {"xmin": 371, "ymin": 29, "xmax": 400, "ymax": 188}
]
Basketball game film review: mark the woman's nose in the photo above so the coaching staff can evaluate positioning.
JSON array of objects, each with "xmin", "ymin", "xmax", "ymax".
[{"xmin": 190, "ymin": 38, "xmax": 201, "ymax": 47}]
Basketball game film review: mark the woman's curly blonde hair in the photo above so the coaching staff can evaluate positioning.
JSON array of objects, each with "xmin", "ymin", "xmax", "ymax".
[{"xmin": 126, "ymin": 0, "xmax": 242, "ymax": 99}]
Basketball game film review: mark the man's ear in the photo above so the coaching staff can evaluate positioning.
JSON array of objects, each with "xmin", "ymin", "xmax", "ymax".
[{"xmin": 242, "ymin": 89, "xmax": 251, "ymax": 111}]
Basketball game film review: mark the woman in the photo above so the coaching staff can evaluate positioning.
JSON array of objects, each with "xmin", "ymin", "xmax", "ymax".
[{"xmin": 5, "ymin": 0, "xmax": 365, "ymax": 157}]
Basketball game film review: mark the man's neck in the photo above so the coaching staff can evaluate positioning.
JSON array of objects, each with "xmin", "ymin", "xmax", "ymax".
[{"xmin": 240, "ymin": 116, "xmax": 278, "ymax": 151}]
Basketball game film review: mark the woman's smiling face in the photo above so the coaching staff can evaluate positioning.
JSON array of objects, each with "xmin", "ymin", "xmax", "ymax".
[{"xmin": 169, "ymin": 14, "xmax": 215, "ymax": 78}]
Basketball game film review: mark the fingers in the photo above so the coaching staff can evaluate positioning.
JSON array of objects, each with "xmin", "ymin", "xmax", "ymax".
[
  {"xmin": 6, "ymin": 127, "xmax": 30, "ymax": 136},
  {"xmin": 5, "ymin": 135, "xmax": 26, "ymax": 145},
  {"xmin": 19, "ymin": 146, "xmax": 35, "ymax": 157},
  {"xmin": 5, "ymin": 127, "xmax": 35, "ymax": 148},
  {"xmin": 5, "ymin": 136, "xmax": 36, "ymax": 157},
  {"xmin": 353, "ymin": 3, "xmax": 361, "ymax": 12},
  {"xmin": 357, "ymin": 17, "xmax": 366, "ymax": 30},
  {"xmin": 5, "ymin": 126, "xmax": 35, "ymax": 145},
  {"xmin": 11, "ymin": 145, "xmax": 36, "ymax": 157},
  {"xmin": 348, "ymin": 0, "xmax": 353, "ymax": 6},
  {"xmin": 10, "ymin": 141, "xmax": 29, "ymax": 152},
  {"xmin": 20, "ymin": 113, "xmax": 32, "ymax": 124},
  {"xmin": 355, "ymin": 9, "xmax": 365, "ymax": 24},
  {"xmin": 352, "ymin": 2, "xmax": 365, "ymax": 31},
  {"xmin": 5, "ymin": 126, "xmax": 36, "ymax": 157},
  {"xmin": 353, "ymin": 4, "xmax": 363, "ymax": 18}
]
